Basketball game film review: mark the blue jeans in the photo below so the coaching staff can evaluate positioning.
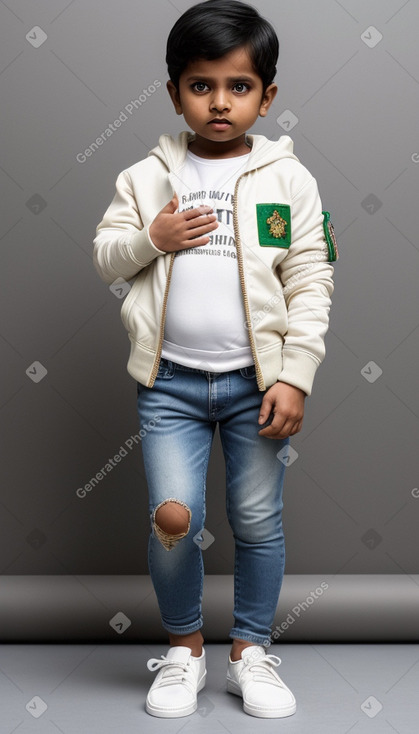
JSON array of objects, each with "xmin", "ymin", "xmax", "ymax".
[{"xmin": 136, "ymin": 356, "xmax": 290, "ymax": 646}]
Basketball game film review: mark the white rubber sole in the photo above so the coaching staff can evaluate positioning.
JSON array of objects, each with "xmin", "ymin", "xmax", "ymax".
[
  {"xmin": 145, "ymin": 670, "xmax": 207, "ymax": 718},
  {"xmin": 226, "ymin": 676, "xmax": 297, "ymax": 718}
]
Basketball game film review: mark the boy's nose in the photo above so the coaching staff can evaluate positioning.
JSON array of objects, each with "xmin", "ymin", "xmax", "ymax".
[{"xmin": 210, "ymin": 91, "xmax": 231, "ymax": 112}]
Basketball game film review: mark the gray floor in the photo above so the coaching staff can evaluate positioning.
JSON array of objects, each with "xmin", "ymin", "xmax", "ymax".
[{"xmin": 1, "ymin": 643, "xmax": 418, "ymax": 733}]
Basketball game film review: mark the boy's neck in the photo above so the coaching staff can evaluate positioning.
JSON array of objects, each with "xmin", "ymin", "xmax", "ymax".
[{"xmin": 187, "ymin": 133, "xmax": 252, "ymax": 159}]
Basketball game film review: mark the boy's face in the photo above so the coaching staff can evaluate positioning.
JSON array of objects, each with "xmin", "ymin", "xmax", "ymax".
[{"xmin": 167, "ymin": 45, "xmax": 277, "ymax": 158}]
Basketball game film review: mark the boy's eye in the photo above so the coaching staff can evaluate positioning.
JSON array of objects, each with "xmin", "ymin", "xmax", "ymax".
[
  {"xmin": 233, "ymin": 82, "xmax": 249, "ymax": 93},
  {"xmin": 191, "ymin": 82, "xmax": 209, "ymax": 92}
]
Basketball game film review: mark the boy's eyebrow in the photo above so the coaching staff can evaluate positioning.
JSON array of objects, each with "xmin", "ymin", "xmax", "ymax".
[{"xmin": 185, "ymin": 75, "xmax": 256, "ymax": 83}]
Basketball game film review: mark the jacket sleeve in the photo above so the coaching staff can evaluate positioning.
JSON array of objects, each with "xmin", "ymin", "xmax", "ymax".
[
  {"xmin": 276, "ymin": 175, "xmax": 335, "ymax": 396},
  {"xmin": 92, "ymin": 169, "xmax": 166, "ymax": 285}
]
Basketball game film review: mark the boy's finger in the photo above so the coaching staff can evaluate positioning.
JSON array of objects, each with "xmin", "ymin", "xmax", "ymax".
[
  {"xmin": 184, "ymin": 213, "xmax": 217, "ymax": 231},
  {"xmin": 258, "ymin": 417, "xmax": 288, "ymax": 438},
  {"xmin": 183, "ymin": 235, "xmax": 213, "ymax": 248},
  {"xmin": 183, "ymin": 204, "xmax": 214, "ymax": 220},
  {"xmin": 161, "ymin": 195, "xmax": 179, "ymax": 214},
  {"xmin": 184, "ymin": 221, "xmax": 218, "ymax": 240}
]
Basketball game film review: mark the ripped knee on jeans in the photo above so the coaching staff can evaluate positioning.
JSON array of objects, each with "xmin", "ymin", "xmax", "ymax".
[{"xmin": 152, "ymin": 498, "xmax": 192, "ymax": 551}]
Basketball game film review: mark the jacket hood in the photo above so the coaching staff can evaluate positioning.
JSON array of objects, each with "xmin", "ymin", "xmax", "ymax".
[{"xmin": 147, "ymin": 130, "xmax": 300, "ymax": 173}]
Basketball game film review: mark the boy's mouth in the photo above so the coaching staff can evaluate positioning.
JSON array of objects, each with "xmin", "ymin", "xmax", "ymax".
[{"xmin": 208, "ymin": 118, "xmax": 232, "ymax": 130}]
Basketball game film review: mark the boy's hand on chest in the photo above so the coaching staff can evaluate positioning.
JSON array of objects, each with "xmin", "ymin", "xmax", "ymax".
[
  {"xmin": 257, "ymin": 382, "xmax": 306, "ymax": 439},
  {"xmin": 149, "ymin": 193, "xmax": 218, "ymax": 253}
]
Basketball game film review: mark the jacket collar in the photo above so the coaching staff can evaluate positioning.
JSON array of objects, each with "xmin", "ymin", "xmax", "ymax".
[{"xmin": 148, "ymin": 130, "xmax": 300, "ymax": 174}]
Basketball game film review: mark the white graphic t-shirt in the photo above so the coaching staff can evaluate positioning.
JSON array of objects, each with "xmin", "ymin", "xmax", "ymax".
[{"xmin": 161, "ymin": 149, "xmax": 254, "ymax": 372}]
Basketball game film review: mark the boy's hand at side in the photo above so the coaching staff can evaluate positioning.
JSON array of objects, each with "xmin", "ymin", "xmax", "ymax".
[
  {"xmin": 149, "ymin": 193, "xmax": 218, "ymax": 253},
  {"xmin": 258, "ymin": 382, "xmax": 306, "ymax": 439}
]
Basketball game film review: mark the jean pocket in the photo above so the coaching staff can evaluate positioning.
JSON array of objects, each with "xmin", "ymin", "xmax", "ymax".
[
  {"xmin": 239, "ymin": 363, "xmax": 256, "ymax": 379},
  {"xmin": 156, "ymin": 357, "xmax": 175, "ymax": 380}
]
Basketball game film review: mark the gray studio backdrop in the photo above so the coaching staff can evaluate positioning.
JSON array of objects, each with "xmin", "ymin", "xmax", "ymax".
[{"xmin": 1, "ymin": 0, "xmax": 418, "ymax": 589}]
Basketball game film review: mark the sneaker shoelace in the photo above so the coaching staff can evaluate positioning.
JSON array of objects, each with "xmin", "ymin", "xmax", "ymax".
[
  {"xmin": 241, "ymin": 653, "xmax": 286, "ymax": 688},
  {"xmin": 147, "ymin": 655, "xmax": 193, "ymax": 689}
]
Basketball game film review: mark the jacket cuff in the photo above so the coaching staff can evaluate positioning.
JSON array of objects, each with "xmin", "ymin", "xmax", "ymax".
[
  {"xmin": 130, "ymin": 224, "xmax": 166, "ymax": 264},
  {"xmin": 277, "ymin": 348, "xmax": 320, "ymax": 397}
]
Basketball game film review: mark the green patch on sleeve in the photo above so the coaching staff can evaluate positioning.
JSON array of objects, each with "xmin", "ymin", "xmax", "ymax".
[
  {"xmin": 256, "ymin": 203, "xmax": 291, "ymax": 248},
  {"xmin": 322, "ymin": 211, "xmax": 339, "ymax": 262}
]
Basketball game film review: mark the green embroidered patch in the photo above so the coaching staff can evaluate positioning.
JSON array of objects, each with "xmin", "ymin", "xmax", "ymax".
[
  {"xmin": 322, "ymin": 211, "xmax": 339, "ymax": 262},
  {"xmin": 256, "ymin": 203, "xmax": 291, "ymax": 248}
]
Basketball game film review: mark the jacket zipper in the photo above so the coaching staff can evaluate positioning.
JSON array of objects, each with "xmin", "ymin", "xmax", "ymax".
[
  {"xmin": 148, "ymin": 171, "xmax": 265, "ymax": 391},
  {"xmin": 232, "ymin": 172, "xmax": 265, "ymax": 391},
  {"xmin": 149, "ymin": 251, "xmax": 176, "ymax": 386}
]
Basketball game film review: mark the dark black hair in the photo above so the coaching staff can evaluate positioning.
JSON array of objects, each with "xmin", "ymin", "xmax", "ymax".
[{"xmin": 166, "ymin": 0, "xmax": 279, "ymax": 91}]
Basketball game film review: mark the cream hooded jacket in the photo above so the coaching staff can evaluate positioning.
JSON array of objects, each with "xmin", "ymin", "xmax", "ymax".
[{"xmin": 93, "ymin": 131, "xmax": 336, "ymax": 396}]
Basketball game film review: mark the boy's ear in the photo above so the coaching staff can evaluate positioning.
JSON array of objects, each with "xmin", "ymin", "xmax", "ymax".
[
  {"xmin": 259, "ymin": 83, "xmax": 278, "ymax": 118},
  {"xmin": 167, "ymin": 80, "xmax": 183, "ymax": 115}
]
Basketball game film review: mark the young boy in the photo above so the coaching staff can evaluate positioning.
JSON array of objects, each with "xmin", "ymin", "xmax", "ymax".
[{"xmin": 93, "ymin": 0, "xmax": 337, "ymax": 720}]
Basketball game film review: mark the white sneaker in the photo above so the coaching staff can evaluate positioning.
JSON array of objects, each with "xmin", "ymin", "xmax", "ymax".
[
  {"xmin": 226, "ymin": 645, "xmax": 296, "ymax": 718},
  {"xmin": 145, "ymin": 645, "xmax": 206, "ymax": 718}
]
